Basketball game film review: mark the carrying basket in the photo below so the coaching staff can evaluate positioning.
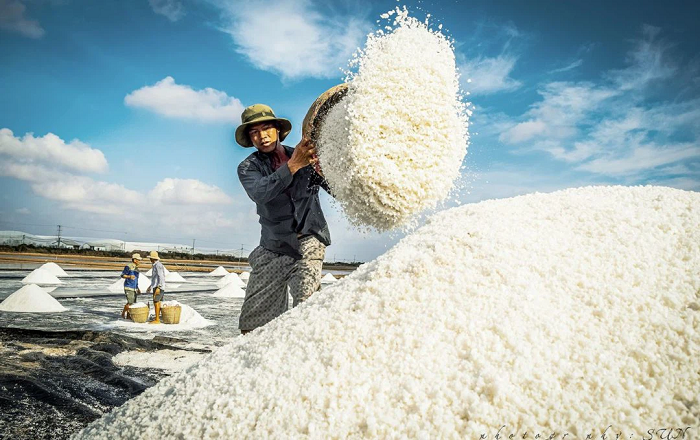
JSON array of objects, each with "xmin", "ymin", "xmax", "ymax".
[
  {"xmin": 161, "ymin": 304, "xmax": 182, "ymax": 324},
  {"xmin": 301, "ymin": 83, "xmax": 349, "ymax": 142},
  {"xmin": 128, "ymin": 306, "xmax": 149, "ymax": 323}
]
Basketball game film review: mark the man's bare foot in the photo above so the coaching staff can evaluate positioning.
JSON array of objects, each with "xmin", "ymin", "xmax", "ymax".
[{"xmin": 149, "ymin": 320, "xmax": 161, "ymax": 325}]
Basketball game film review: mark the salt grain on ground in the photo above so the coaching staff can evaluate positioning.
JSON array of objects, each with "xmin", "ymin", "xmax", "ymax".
[
  {"xmin": 76, "ymin": 186, "xmax": 700, "ymax": 439},
  {"xmin": 0, "ymin": 284, "xmax": 67, "ymax": 313},
  {"xmin": 317, "ymin": 7, "xmax": 469, "ymax": 231},
  {"xmin": 111, "ymin": 302, "xmax": 213, "ymax": 332},
  {"xmin": 21, "ymin": 268, "xmax": 63, "ymax": 285}
]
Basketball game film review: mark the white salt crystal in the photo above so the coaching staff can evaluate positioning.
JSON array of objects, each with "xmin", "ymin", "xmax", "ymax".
[
  {"xmin": 213, "ymin": 283, "xmax": 245, "ymax": 298},
  {"xmin": 318, "ymin": 7, "xmax": 469, "ymax": 231},
  {"xmin": 216, "ymin": 272, "xmax": 245, "ymax": 289}
]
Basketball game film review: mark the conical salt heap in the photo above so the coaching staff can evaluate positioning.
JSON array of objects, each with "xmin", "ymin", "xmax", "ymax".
[
  {"xmin": 77, "ymin": 186, "xmax": 700, "ymax": 438},
  {"xmin": 209, "ymin": 266, "xmax": 229, "ymax": 276},
  {"xmin": 21, "ymin": 268, "xmax": 62, "ymax": 285},
  {"xmin": 0, "ymin": 284, "xmax": 67, "ymax": 313},
  {"xmin": 39, "ymin": 262, "xmax": 68, "ymax": 277},
  {"xmin": 213, "ymin": 283, "xmax": 245, "ymax": 298}
]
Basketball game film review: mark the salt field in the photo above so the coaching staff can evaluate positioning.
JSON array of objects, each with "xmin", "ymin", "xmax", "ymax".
[
  {"xmin": 75, "ymin": 186, "xmax": 700, "ymax": 439},
  {"xmin": 0, "ymin": 265, "xmax": 349, "ymax": 348}
]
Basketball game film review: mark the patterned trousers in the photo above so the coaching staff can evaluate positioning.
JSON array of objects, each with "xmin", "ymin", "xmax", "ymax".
[{"xmin": 238, "ymin": 236, "xmax": 326, "ymax": 331}]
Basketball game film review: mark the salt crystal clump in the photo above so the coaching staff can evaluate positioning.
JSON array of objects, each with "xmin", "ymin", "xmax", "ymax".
[
  {"xmin": 318, "ymin": 7, "xmax": 469, "ymax": 231},
  {"xmin": 0, "ymin": 284, "xmax": 67, "ymax": 313},
  {"xmin": 213, "ymin": 283, "xmax": 245, "ymax": 298},
  {"xmin": 216, "ymin": 272, "xmax": 245, "ymax": 289},
  {"xmin": 129, "ymin": 302, "xmax": 148, "ymax": 309},
  {"xmin": 239, "ymin": 271, "xmax": 250, "ymax": 282},
  {"xmin": 21, "ymin": 268, "xmax": 62, "ymax": 285},
  {"xmin": 209, "ymin": 266, "xmax": 229, "ymax": 276},
  {"xmin": 39, "ymin": 262, "xmax": 68, "ymax": 277},
  {"xmin": 75, "ymin": 186, "xmax": 700, "ymax": 439}
]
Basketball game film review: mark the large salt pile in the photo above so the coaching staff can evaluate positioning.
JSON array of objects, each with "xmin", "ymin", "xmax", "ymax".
[
  {"xmin": 213, "ymin": 283, "xmax": 245, "ymax": 298},
  {"xmin": 21, "ymin": 268, "xmax": 62, "ymax": 285},
  {"xmin": 108, "ymin": 275, "xmax": 151, "ymax": 293},
  {"xmin": 316, "ymin": 8, "xmax": 469, "ymax": 231},
  {"xmin": 0, "ymin": 284, "xmax": 67, "ymax": 313},
  {"xmin": 239, "ymin": 271, "xmax": 250, "ymax": 283},
  {"xmin": 76, "ymin": 186, "xmax": 699, "ymax": 439},
  {"xmin": 216, "ymin": 272, "xmax": 245, "ymax": 289},
  {"xmin": 39, "ymin": 262, "xmax": 68, "ymax": 277},
  {"xmin": 165, "ymin": 272, "xmax": 187, "ymax": 283},
  {"xmin": 209, "ymin": 266, "xmax": 229, "ymax": 276}
]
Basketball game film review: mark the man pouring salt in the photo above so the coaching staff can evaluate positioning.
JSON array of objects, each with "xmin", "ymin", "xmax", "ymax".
[{"xmin": 235, "ymin": 104, "xmax": 331, "ymax": 334}]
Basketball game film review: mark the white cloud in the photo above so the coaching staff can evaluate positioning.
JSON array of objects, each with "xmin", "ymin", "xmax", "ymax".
[
  {"xmin": 148, "ymin": 0, "xmax": 185, "ymax": 22},
  {"xmin": 460, "ymin": 55, "xmax": 521, "ymax": 95},
  {"xmin": 149, "ymin": 178, "xmax": 233, "ymax": 205},
  {"xmin": 124, "ymin": 76, "xmax": 244, "ymax": 123},
  {"xmin": 576, "ymin": 143, "xmax": 700, "ymax": 176},
  {"xmin": 549, "ymin": 59, "xmax": 583, "ymax": 74},
  {"xmin": 498, "ymin": 82, "xmax": 618, "ymax": 145},
  {"xmin": 606, "ymin": 24, "xmax": 676, "ymax": 91},
  {"xmin": 217, "ymin": 0, "xmax": 370, "ymax": 80},
  {"xmin": 15, "ymin": 207, "xmax": 30, "ymax": 215},
  {"xmin": 0, "ymin": 0, "xmax": 44, "ymax": 38},
  {"xmin": 0, "ymin": 128, "xmax": 108, "ymax": 173}
]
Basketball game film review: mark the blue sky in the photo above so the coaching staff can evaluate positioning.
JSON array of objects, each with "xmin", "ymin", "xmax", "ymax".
[{"xmin": 1, "ymin": 0, "xmax": 698, "ymax": 262}]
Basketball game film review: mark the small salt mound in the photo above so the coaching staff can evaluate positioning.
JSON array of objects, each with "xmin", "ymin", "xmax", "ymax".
[
  {"xmin": 39, "ymin": 262, "xmax": 68, "ymax": 277},
  {"xmin": 130, "ymin": 302, "xmax": 148, "ymax": 309},
  {"xmin": 21, "ymin": 268, "xmax": 62, "ymax": 285},
  {"xmin": 213, "ymin": 283, "xmax": 245, "ymax": 298},
  {"xmin": 321, "ymin": 273, "xmax": 338, "ymax": 283},
  {"xmin": 209, "ymin": 266, "xmax": 229, "ymax": 276},
  {"xmin": 216, "ymin": 273, "xmax": 244, "ymax": 289},
  {"xmin": 146, "ymin": 266, "xmax": 171, "ymax": 276},
  {"xmin": 0, "ymin": 284, "xmax": 67, "ymax": 313},
  {"xmin": 108, "ymin": 275, "xmax": 151, "ymax": 293},
  {"xmin": 239, "ymin": 271, "xmax": 250, "ymax": 282},
  {"xmin": 317, "ymin": 7, "xmax": 469, "ymax": 231},
  {"xmin": 165, "ymin": 272, "xmax": 187, "ymax": 283},
  {"xmin": 77, "ymin": 186, "xmax": 700, "ymax": 439}
]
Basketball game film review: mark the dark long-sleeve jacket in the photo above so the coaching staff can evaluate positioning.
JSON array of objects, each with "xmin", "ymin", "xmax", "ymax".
[{"xmin": 237, "ymin": 145, "xmax": 331, "ymax": 259}]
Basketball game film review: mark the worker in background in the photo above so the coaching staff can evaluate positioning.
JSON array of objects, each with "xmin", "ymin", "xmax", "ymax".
[
  {"xmin": 145, "ymin": 250, "xmax": 166, "ymax": 324},
  {"xmin": 235, "ymin": 104, "xmax": 331, "ymax": 334},
  {"xmin": 120, "ymin": 253, "xmax": 141, "ymax": 319}
]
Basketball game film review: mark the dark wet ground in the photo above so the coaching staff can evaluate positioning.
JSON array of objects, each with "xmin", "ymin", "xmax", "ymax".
[{"xmin": 0, "ymin": 327, "xmax": 210, "ymax": 440}]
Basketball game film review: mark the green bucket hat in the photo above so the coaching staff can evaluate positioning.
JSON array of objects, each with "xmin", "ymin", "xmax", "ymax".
[{"xmin": 235, "ymin": 104, "xmax": 292, "ymax": 148}]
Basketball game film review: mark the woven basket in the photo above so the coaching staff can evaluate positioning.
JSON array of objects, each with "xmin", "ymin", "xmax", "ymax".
[
  {"xmin": 128, "ymin": 306, "xmax": 149, "ymax": 323},
  {"xmin": 161, "ymin": 305, "xmax": 182, "ymax": 325},
  {"xmin": 301, "ymin": 83, "xmax": 348, "ymax": 142}
]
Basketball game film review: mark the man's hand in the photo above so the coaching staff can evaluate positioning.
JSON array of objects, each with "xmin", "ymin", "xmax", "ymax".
[
  {"xmin": 288, "ymin": 137, "xmax": 316, "ymax": 175},
  {"xmin": 130, "ymin": 275, "xmax": 136, "ymax": 280}
]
